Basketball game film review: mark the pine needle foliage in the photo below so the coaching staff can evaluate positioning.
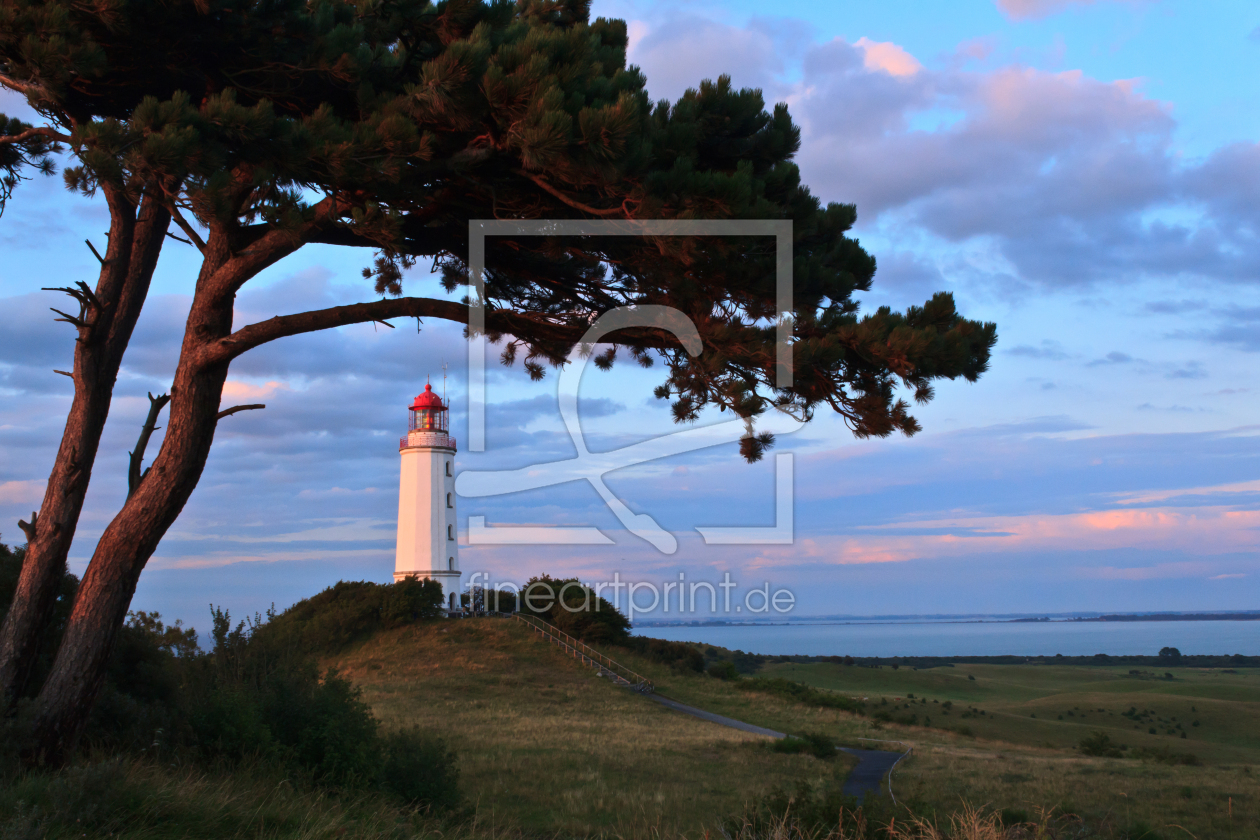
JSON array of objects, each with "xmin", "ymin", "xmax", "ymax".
[{"xmin": 0, "ymin": 0, "xmax": 996, "ymax": 458}]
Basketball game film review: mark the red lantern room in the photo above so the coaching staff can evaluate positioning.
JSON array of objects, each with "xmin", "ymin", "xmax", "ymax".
[{"xmin": 409, "ymin": 383, "xmax": 449, "ymax": 433}]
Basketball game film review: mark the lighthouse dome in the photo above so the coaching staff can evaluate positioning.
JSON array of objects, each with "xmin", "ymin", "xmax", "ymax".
[{"xmin": 410, "ymin": 383, "xmax": 445, "ymax": 410}]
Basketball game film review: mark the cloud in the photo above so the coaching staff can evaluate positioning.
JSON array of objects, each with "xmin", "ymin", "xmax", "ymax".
[
  {"xmin": 0, "ymin": 479, "xmax": 43, "ymax": 505},
  {"xmin": 770, "ymin": 505, "xmax": 1260, "ymax": 568},
  {"xmin": 222, "ymin": 380, "xmax": 293, "ymax": 402},
  {"xmin": 622, "ymin": 15, "xmax": 1260, "ymax": 296},
  {"xmin": 1007, "ymin": 340, "xmax": 1071, "ymax": 360},
  {"xmin": 1110, "ymin": 478, "xmax": 1260, "ymax": 506},
  {"xmin": 995, "ymin": 0, "xmax": 1147, "ymax": 21},
  {"xmin": 854, "ymin": 37, "xmax": 922, "ymax": 77},
  {"xmin": 1165, "ymin": 361, "xmax": 1207, "ymax": 380},
  {"xmin": 1088, "ymin": 351, "xmax": 1134, "ymax": 366},
  {"xmin": 625, "ymin": 16, "xmax": 783, "ymax": 102}
]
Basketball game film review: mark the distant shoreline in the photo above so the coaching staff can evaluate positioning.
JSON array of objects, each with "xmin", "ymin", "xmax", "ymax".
[{"xmin": 634, "ymin": 611, "xmax": 1260, "ymax": 628}]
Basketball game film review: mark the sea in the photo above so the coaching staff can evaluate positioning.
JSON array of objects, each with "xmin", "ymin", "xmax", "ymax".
[{"xmin": 631, "ymin": 620, "xmax": 1260, "ymax": 657}]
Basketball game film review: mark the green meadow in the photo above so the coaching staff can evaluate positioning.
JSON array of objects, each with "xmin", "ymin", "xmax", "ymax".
[{"xmin": 758, "ymin": 658, "xmax": 1260, "ymax": 764}]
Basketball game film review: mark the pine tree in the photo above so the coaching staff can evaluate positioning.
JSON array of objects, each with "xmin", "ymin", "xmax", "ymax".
[{"xmin": 0, "ymin": 0, "xmax": 996, "ymax": 765}]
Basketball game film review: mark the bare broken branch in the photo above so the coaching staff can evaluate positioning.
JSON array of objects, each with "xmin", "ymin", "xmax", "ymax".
[
  {"xmin": 127, "ymin": 392, "xmax": 171, "ymax": 497},
  {"xmin": 53, "ymin": 370, "xmax": 72, "ymax": 378},
  {"xmin": 216, "ymin": 403, "xmax": 265, "ymax": 420},
  {"xmin": 84, "ymin": 239, "xmax": 106, "ymax": 264},
  {"xmin": 17, "ymin": 511, "xmax": 37, "ymax": 543},
  {"xmin": 168, "ymin": 206, "xmax": 206, "ymax": 253},
  {"xmin": 49, "ymin": 307, "xmax": 88, "ymax": 330}
]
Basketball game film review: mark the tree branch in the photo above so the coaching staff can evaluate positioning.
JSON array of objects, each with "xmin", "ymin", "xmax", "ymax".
[
  {"xmin": 205, "ymin": 297, "xmax": 470, "ymax": 364},
  {"xmin": 0, "ymin": 126, "xmax": 70, "ymax": 145},
  {"xmin": 128, "ymin": 392, "xmax": 171, "ymax": 497},
  {"xmin": 0, "ymin": 74, "xmax": 48, "ymax": 100},
  {"xmin": 216, "ymin": 403, "xmax": 265, "ymax": 420},
  {"xmin": 168, "ymin": 206, "xmax": 206, "ymax": 253},
  {"xmin": 17, "ymin": 511, "xmax": 37, "ymax": 543},
  {"xmin": 515, "ymin": 170, "xmax": 629, "ymax": 218},
  {"xmin": 203, "ymin": 296, "xmax": 691, "ymax": 371},
  {"xmin": 84, "ymin": 239, "xmax": 107, "ymax": 264}
]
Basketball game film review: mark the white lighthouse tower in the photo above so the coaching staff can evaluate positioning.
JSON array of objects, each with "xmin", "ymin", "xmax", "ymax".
[{"xmin": 394, "ymin": 383, "xmax": 460, "ymax": 613}]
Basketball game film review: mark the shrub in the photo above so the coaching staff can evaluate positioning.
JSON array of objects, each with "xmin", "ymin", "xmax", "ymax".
[
  {"xmin": 1079, "ymin": 731, "xmax": 1124, "ymax": 757},
  {"xmin": 255, "ymin": 578, "xmax": 443, "ymax": 656},
  {"xmin": 772, "ymin": 731, "xmax": 837, "ymax": 760},
  {"xmin": 520, "ymin": 575, "xmax": 630, "ymax": 644},
  {"xmin": 708, "ymin": 660, "xmax": 741, "ymax": 680},
  {"xmin": 77, "ymin": 585, "xmax": 460, "ymax": 809},
  {"xmin": 620, "ymin": 637, "xmax": 703, "ymax": 672},
  {"xmin": 379, "ymin": 727, "xmax": 460, "ymax": 810}
]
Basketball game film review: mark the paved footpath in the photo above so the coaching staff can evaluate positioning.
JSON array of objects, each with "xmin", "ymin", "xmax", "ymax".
[{"xmin": 646, "ymin": 693, "xmax": 906, "ymax": 798}]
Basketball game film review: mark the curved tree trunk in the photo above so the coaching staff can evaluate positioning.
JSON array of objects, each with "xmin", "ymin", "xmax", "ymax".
[
  {"xmin": 0, "ymin": 187, "xmax": 170, "ymax": 708},
  {"xmin": 23, "ymin": 229, "xmax": 291, "ymax": 766}
]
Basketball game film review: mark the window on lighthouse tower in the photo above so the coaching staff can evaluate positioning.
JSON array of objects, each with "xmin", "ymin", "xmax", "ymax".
[
  {"xmin": 448, "ymin": 524, "xmax": 454, "ymax": 540},
  {"xmin": 446, "ymin": 492, "xmax": 453, "ymax": 508},
  {"xmin": 448, "ymin": 557, "xmax": 454, "ymax": 571}
]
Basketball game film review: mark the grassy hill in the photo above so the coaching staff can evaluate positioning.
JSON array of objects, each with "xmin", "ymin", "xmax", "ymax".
[
  {"xmin": 328, "ymin": 620, "xmax": 1258, "ymax": 839},
  {"xmin": 324, "ymin": 617, "xmax": 856, "ymax": 836}
]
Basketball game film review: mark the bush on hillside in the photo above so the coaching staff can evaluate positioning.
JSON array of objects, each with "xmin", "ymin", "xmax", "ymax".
[
  {"xmin": 1079, "ymin": 731, "xmax": 1125, "ymax": 758},
  {"xmin": 520, "ymin": 575, "xmax": 630, "ymax": 644},
  {"xmin": 619, "ymin": 637, "xmax": 703, "ymax": 672},
  {"xmin": 708, "ymin": 660, "xmax": 740, "ymax": 680},
  {"xmin": 772, "ymin": 731, "xmax": 837, "ymax": 760},
  {"xmin": 68, "ymin": 578, "xmax": 459, "ymax": 810},
  {"xmin": 252, "ymin": 577, "xmax": 444, "ymax": 657},
  {"xmin": 379, "ymin": 727, "xmax": 461, "ymax": 810}
]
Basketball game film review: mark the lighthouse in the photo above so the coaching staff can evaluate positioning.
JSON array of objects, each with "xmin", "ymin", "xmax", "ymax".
[{"xmin": 394, "ymin": 383, "xmax": 460, "ymax": 613}]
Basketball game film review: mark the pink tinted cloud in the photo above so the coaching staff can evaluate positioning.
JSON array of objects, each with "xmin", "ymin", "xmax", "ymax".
[
  {"xmin": 0, "ymin": 479, "xmax": 44, "ymax": 505},
  {"xmin": 995, "ymin": 0, "xmax": 1151, "ymax": 21},
  {"xmin": 738, "ymin": 505, "xmax": 1260, "ymax": 571},
  {"xmin": 854, "ymin": 38, "xmax": 921, "ymax": 77}
]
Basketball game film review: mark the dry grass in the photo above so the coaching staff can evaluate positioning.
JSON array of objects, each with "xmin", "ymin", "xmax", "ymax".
[
  {"xmin": 0, "ymin": 757, "xmax": 438, "ymax": 839},
  {"xmin": 329, "ymin": 619, "xmax": 856, "ymax": 836},
  {"xmin": 729, "ymin": 803, "xmax": 1080, "ymax": 840}
]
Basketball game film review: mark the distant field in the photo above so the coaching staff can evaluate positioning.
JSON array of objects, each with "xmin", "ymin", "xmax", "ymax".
[
  {"xmin": 759, "ymin": 659, "xmax": 1260, "ymax": 765},
  {"xmin": 329, "ymin": 621, "xmax": 1259, "ymax": 838}
]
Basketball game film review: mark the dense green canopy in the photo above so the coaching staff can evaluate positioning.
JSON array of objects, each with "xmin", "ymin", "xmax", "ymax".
[{"xmin": 1, "ymin": 0, "xmax": 995, "ymax": 455}]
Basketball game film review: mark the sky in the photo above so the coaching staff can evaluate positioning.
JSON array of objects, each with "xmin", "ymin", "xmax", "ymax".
[{"xmin": 3, "ymin": 0, "xmax": 1260, "ymax": 629}]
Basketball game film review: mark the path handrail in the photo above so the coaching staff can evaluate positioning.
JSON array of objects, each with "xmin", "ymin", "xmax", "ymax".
[{"xmin": 512, "ymin": 612, "xmax": 654, "ymax": 694}]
